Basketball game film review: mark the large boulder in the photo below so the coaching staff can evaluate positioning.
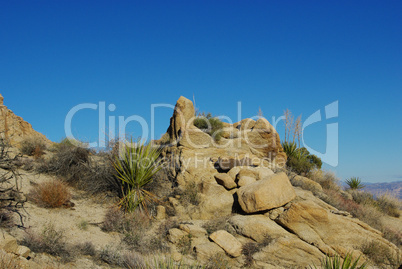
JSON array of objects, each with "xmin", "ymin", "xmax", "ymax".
[{"xmin": 237, "ymin": 172, "xmax": 296, "ymax": 213}]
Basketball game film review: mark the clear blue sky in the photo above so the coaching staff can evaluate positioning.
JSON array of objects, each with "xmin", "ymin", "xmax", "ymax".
[{"xmin": 1, "ymin": 1, "xmax": 401, "ymax": 183}]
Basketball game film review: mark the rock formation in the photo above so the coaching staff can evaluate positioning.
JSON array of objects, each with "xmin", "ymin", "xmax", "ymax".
[
  {"xmin": 0, "ymin": 93, "xmax": 51, "ymax": 147},
  {"xmin": 157, "ymin": 96, "xmax": 401, "ymax": 268}
]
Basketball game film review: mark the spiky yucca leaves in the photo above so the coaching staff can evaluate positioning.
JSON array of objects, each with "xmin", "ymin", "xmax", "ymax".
[
  {"xmin": 311, "ymin": 253, "xmax": 367, "ymax": 269},
  {"xmin": 282, "ymin": 141, "xmax": 298, "ymax": 158},
  {"xmin": 113, "ymin": 139, "xmax": 162, "ymax": 213},
  {"xmin": 345, "ymin": 177, "xmax": 365, "ymax": 190}
]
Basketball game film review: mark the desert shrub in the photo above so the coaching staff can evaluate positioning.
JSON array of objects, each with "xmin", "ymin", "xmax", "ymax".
[
  {"xmin": 122, "ymin": 251, "xmax": 146, "ymax": 268},
  {"xmin": 22, "ymin": 223, "xmax": 72, "ymax": 261},
  {"xmin": 350, "ymin": 191, "xmax": 376, "ymax": 206},
  {"xmin": 0, "ymin": 135, "xmax": 26, "ymax": 227},
  {"xmin": 38, "ymin": 140, "xmax": 121, "ymax": 196},
  {"xmin": 242, "ymin": 242, "xmax": 259, "ymax": 267},
  {"xmin": 176, "ymin": 234, "xmax": 192, "ymax": 255},
  {"xmin": 193, "ymin": 112, "xmax": 223, "ymax": 141},
  {"xmin": 242, "ymin": 235, "xmax": 272, "ymax": 267},
  {"xmin": 382, "ymin": 226, "xmax": 402, "ymax": 247},
  {"xmin": 177, "ymin": 182, "xmax": 200, "ymax": 206},
  {"xmin": 361, "ymin": 241, "xmax": 400, "ymax": 268},
  {"xmin": 159, "ymin": 219, "xmax": 179, "ymax": 237},
  {"xmin": 202, "ymin": 216, "xmax": 232, "ymax": 235},
  {"xmin": 205, "ymin": 253, "xmax": 230, "ymax": 269},
  {"xmin": 345, "ymin": 177, "xmax": 365, "ymax": 190},
  {"xmin": 113, "ymin": 138, "xmax": 162, "ymax": 213},
  {"xmin": 99, "ymin": 245, "xmax": 124, "ymax": 266},
  {"xmin": 0, "ymin": 249, "xmax": 22, "ymax": 269},
  {"xmin": 20, "ymin": 137, "xmax": 46, "ymax": 157},
  {"xmin": 323, "ymin": 189, "xmax": 383, "ymax": 229},
  {"xmin": 37, "ymin": 141, "xmax": 90, "ymax": 179},
  {"xmin": 28, "ymin": 180, "xmax": 71, "ymax": 208},
  {"xmin": 310, "ymin": 170, "xmax": 341, "ymax": 191},
  {"xmin": 77, "ymin": 219, "xmax": 89, "ymax": 230},
  {"xmin": 0, "ymin": 209, "xmax": 14, "ymax": 228},
  {"xmin": 310, "ymin": 252, "xmax": 367, "ymax": 269},
  {"xmin": 101, "ymin": 206, "xmax": 126, "ymax": 232},
  {"xmin": 376, "ymin": 193, "xmax": 401, "ymax": 218},
  {"xmin": 75, "ymin": 241, "xmax": 96, "ymax": 256}
]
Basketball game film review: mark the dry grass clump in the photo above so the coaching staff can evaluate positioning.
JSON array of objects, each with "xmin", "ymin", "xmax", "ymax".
[
  {"xmin": 202, "ymin": 216, "xmax": 232, "ymax": 235},
  {"xmin": 37, "ymin": 140, "xmax": 121, "ymax": 196},
  {"xmin": 101, "ymin": 207, "xmax": 170, "ymax": 254},
  {"xmin": 20, "ymin": 137, "xmax": 46, "ymax": 158},
  {"xmin": 205, "ymin": 253, "xmax": 230, "ymax": 269},
  {"xmin": 0, "ymin": 249, "xmax": 22, "ymax": 269},
  {"xmin": 176, "ymin": 182, "xmax": 200, "ymax": 206},
  {"xmin": 75, "ymin": 241, "xmax": 96, "ymax": 256},
  {"xmin": 242, "ymin": 235, "xmax": 273, "ymax": 267},
  {"xmin": 28, "ymin": 180, "xmax": 71, "ymax": 208},
  {"xmin": 22, "ymin": 223, "xmax": 72, "ymax": 261},
  {"xmin": 376, "ymin": 193, "xmax": 401, "ymax": 218},
  {"xmin": 309, "ymin": 170, "xmax": 340, "ymax": 191},
  {"xmin": 323, "ymin": 189, "xmax": 383, "ymax": 228},
  {"xmin": 361, "ymin": 241, "xmax": 400, "ymax": 268}
]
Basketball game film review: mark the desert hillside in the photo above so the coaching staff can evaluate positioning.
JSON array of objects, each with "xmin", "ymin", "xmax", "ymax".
[{"xmin": 0, "ymin": 96, "xmax": 401, "ymax": 269}]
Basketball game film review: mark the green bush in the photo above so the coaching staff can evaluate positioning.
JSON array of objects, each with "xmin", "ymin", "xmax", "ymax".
[
  {"xmin": 310, "ymin": 252, "xmax": 367, "ymax": 269},
  {"xmin": 193, "ymin": 112, "xmax": 223, "ymax": 141},
  {"xmin": 345, "ymin": 177, "xmax": 365, "ymax": 190},
  {"xmin": 113, "ymin": 138, "xmax": 162, "ymax": 213},
  {"xmin": 282, "ymin": 142, "xmax": 321, "ymax": 176}
]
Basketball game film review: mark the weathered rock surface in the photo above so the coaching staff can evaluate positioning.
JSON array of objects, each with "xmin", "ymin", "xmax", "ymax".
[
  {"xmin": 209, "ymin": 230, "xmax": 242, "ymax": 257},
  {"xmin": 276, "ymin": 199, "xmax": 401, "ymax": 259},
  {"xmin": 193, "ymin": 242, "xmax": 225, "ymax": 262},
  {"xmin": 0, "ymin": 94, "xmax": 51, "ymax": 147},
  {"xmin": 237, "ymin": 172, "xmax": 296, "ymax": 213},
  {"xmin": 214, "ymin": 173, "xmax": 237, "ymax": 190}
]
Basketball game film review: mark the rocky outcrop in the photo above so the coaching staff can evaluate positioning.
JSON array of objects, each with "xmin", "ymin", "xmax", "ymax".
[
  {"xmin": 159, "ymin": 96, "xmax": 286, "ymax": 165},
  {"xmin": 0, "ymin": 94, "xmax": 51, "ymax": 147},
  {"xmin": 156, "ymin": 96, "xmax": 401, "ymax": 268}
]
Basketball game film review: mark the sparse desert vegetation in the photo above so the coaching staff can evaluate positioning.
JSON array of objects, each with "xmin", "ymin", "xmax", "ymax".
[{"xmin": 0, "ymin": 97, "xmax": 401, "ymax": 269}]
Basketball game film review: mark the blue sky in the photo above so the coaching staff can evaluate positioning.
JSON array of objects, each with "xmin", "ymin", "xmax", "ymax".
[{"xmin": 1, "ymin": 1, "xmax": 401, "ymax": 183}]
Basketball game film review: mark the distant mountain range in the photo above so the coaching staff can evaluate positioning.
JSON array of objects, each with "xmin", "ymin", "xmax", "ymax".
[{"xmin": 362, "ymin": 181, "xmax": 402, "ymax": 200}]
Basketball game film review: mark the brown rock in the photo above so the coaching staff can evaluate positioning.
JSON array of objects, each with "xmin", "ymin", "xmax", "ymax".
[
  {"xmin": 214, "ymin": 173, "xmax": 237, "ymax": 190},
  {"xmin": 179, "ymin": 224, "xmax": 207, "ymax": 237},
  {"xmin": 168, "ymin": 228, "xmax": 188, "ymax": 244},
  {"xmin": 155, "ymin": 205, "xmax": 166, "ymax": 220},
  {"xmin": 237, "ymin": 172, "xmax": 296, "ymax": 213},
  {"xmin": 0, "ymin": 232, "xmax": 18, "ymax": 253},
  {"xmin": 209, "ymin": 230, "xmax": 242, "ymax": 257},
  {"xmin": 236, "ymin": 169, "xmax": 257, "ymax": 187},
  {"xmin": 228, "ymin": 215, "xmax": 289, "ymax": 242},
  {"xmin": 194, "ymin": 242, "xmax": 225, "ymax": 262},
  {"xmin": 217, "ymin": 156, "xmax": 253, "ymax": 171}
]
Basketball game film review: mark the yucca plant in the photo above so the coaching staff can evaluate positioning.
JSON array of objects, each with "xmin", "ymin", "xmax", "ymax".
[
  {"xmin": 345, "ymin": 177, "xmax": 365, "ymax": 190},
  {"xmin": 113, "ymin": 138, "xmax": 162, "ymax": 213},
  {"xmin": 311, "ymin": 253, "xmax": 367, "ymax": 269},
  {"xmin": 282, "ymin": 141, "xmax": 298, "ymax": 158}
]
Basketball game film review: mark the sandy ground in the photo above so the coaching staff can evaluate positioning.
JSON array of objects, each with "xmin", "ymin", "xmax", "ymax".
[{"xmin": 7, "ymin": 169, "xmax": 121, "ymax": 268}]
